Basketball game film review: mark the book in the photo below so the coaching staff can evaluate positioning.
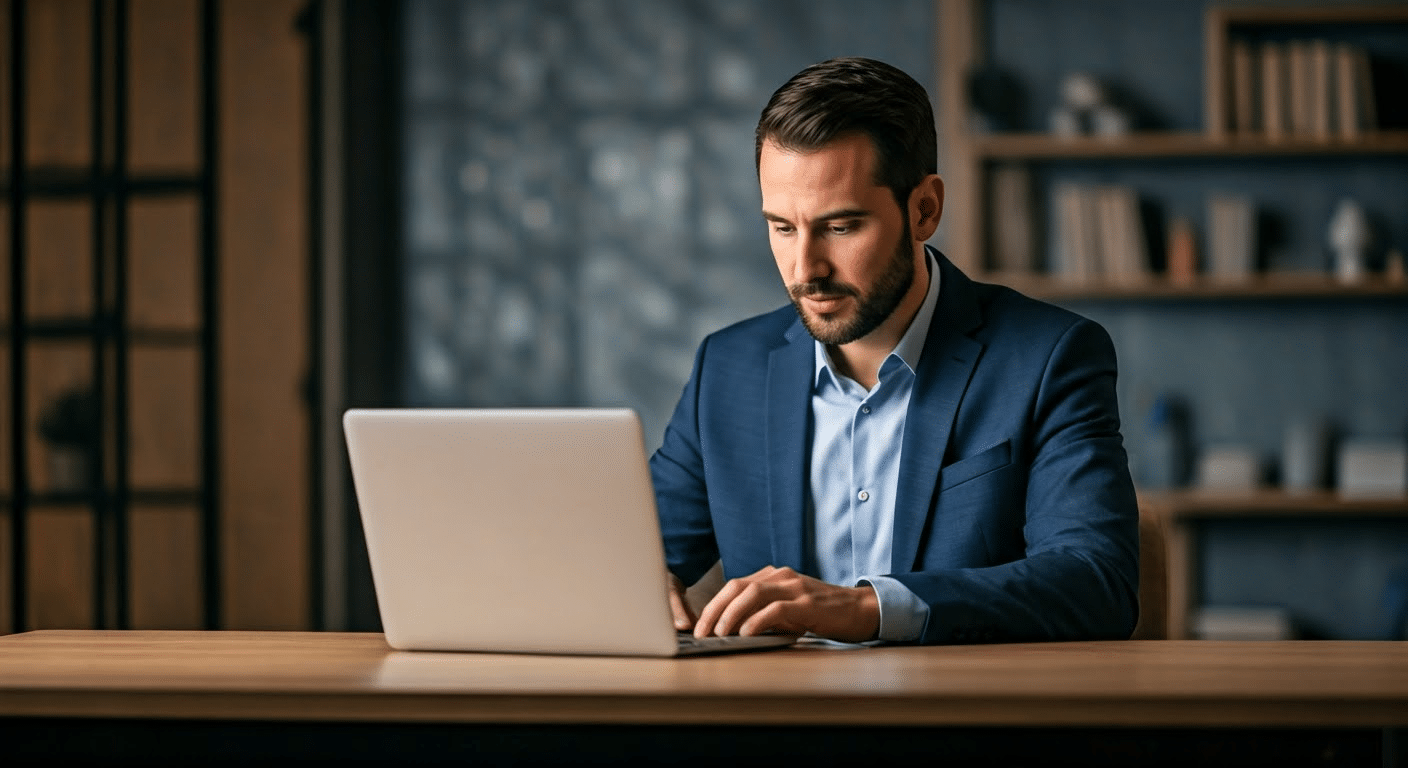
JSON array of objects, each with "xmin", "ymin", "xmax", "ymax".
[
  {"xmin": 1053, "ymin": 183, "xmax": 1099, "ymax": 282},
  {"xmin": 1335, "ymin": 43, "xmax": 1361, "ymax": 141},
  {"xmin": 1231, "ymin": 39, "xmax": 1258, "ymax": 135},
  {"xmin": 1106, "ymin": 185, "xmax": 1149, "ymax": 283},
  {"xmin": 1309, "ymin": 39, "xmax": 1332, "ymax": 141},
  {"xmin": 1287, "ymin": 40, "xmax": 1312, "ymax": 137},
  {"xmin": 1207, "ymin": 193, "xmax": 1256, "ymax": 280},
  {"xmin": 990, "ymin": 163, "xmax": 1035, "ymax": 274},
  {"xmin": 1260, "ymin": 42, "xmax": 1287, "ymax": 141}
]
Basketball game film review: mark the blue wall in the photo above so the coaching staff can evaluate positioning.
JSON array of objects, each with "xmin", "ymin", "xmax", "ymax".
[{"xmin": 400, "ymin": 0, "xmax": 936, "ymax": 447}]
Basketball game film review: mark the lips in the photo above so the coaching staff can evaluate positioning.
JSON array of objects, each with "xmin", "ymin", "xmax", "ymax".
[{"xmin": 802, "ymin": 295, "xmax": 849, "ymax": 314}]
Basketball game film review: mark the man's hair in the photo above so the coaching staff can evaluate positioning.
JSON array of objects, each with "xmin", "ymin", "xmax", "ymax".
[{"xmin": 755, "ymin": 57, "xmax": 938, "ymax": 209}]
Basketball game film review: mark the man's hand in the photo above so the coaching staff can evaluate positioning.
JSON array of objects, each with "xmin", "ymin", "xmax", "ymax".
[
  {"xmin": 693, "ymin": 566, "xmax": 880, "ymax": 643},
  {"xmin": 667, "ymin": 573, "xmax": 697, "ymax": 631}
]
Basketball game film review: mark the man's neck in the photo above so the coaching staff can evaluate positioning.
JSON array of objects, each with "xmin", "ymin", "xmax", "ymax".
[{"xmin": 827, "ymin": 256, "xmax": 932, "ymax": 390}]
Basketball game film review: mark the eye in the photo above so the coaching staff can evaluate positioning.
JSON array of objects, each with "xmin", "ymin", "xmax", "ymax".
[
  {"xmin": 828, "ymin": 220, "xmax": 860, "ymax": 235},
  {"xmin": 771, "ymin": 223, "xmax": 795, "ymax": 235}
]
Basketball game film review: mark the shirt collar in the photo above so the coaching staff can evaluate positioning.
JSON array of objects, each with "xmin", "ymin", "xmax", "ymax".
[{"xmin": 814, "ymin": 246, "xmax": 943, "ymax": 386}]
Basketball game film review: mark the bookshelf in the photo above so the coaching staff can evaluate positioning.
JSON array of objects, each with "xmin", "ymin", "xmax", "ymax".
[
  {"xmin": 939, "ymin": 2, "xmax": 1408, "ymax": 640},
  {"xmin": 938, "ymin": 2, "xmax": 1408, "ymax": 298},
  {"xmin": 1141, "ymin": 490, "xmax": 1408, "ymax": 639}
]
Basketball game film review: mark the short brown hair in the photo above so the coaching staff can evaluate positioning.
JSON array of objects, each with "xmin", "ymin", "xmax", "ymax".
[{"xmin": 755, "ymin": 57, "xmax": 937, "ymax": 209}]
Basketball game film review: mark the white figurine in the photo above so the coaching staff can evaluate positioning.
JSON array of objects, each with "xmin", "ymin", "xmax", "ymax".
[{"xmin": 1328, "ymin": 198, "xmax": 1371, "ymax": 284}]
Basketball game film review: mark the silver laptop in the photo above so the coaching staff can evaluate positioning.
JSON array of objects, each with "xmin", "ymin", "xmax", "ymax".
[{"xmin": 343, "ymin": 408, "xmax": 793, "ymax": 657}]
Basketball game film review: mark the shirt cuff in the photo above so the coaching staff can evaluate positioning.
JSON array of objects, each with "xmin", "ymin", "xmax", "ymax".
[{"xmin": 857, "ymin": 575, "xmax": 929, "ymax": 642}]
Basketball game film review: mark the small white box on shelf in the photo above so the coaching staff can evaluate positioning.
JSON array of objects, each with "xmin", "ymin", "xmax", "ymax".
[
  {"xmin": 1196, "ymin": 446, "xmax": 1261, "ymax": 491},
  {"xmin": 1337, "ymin": 440, "xmax": 1408, "ymax": 498},
  {"xmin": 1194, "ymin": 605, "xmax": 1295, "ymax": 641}
]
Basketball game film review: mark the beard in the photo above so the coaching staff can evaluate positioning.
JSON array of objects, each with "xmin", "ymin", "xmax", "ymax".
[{"xmin": 787, "ymin": 216, "xmax": 916, "ymax": 346}]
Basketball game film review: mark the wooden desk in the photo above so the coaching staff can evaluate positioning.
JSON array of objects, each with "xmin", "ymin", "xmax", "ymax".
[{"xmin": 2, "ymin": 631, "xmax": 1407, "ymax": 765}]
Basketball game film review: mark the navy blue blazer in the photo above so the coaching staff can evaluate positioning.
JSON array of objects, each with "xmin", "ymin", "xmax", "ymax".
[{"xmin": 649, "ymin": 251, "xmax": 1140, "ymax": 645}]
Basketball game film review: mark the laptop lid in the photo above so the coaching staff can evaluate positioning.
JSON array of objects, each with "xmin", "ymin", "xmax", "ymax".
[{"xmin": 343, "ymin": 408, "xmax": 689, "ymax": 656}]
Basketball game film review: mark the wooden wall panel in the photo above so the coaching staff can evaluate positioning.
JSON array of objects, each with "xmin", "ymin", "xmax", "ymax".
[
  {"xmin": 129, "ymin": 0, "xmax": 200, "ymax": 173},
  {"xmin": 26, "ymin": 506, "xmax": 93, "ymax": 629},
  {"xmin": 24, "ymin": 0, "xmax": 91, "ymax": 168},
  {"xmin": 3, "ymin": 0, "xmax": 310, "ymax": 633},
  {"xmin": 26, "ymin": 202, "xmax": 94, "ymax": 320},
  {"xmin": 129, "ymin": 345, "xmax": 199, "ymax": 489},
  {"xmin": 130, "ymin": 198, "xmax": 199, "ymax": 330},
  {"xmin": 219, "ymin": 0, "xmax": 309, "ymax": 630},
  {"xmin": 128, "ymin": 504, "xmax": 201, "ymax": 628}
]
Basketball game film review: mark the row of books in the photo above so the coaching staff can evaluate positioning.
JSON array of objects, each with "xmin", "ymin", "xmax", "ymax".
[
  {"xmin": 1047, "ymin": 183, "xmax": 1260, "ymax": 283},
  {"xmin": 1226, "ymin": 37, "xmax": 1376, "ymax": 141},
  {"xmin": 1051, "ymin": 182, "xmax": 1150, "ymax": 283}
]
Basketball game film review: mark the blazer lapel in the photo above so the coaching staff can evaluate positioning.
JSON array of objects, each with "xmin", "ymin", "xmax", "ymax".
[
  {"xmin": 892, "ymin": 255, "xmax": 985, "ymax": 573},
  {"xmin": 765, "ymin": 319, "xmax": 814, "ymax": 572}
]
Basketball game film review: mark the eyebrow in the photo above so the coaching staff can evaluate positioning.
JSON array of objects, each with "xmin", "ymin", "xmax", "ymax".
[{"xmin": 761, "ymin": 207, "xmax": 871, "ymax": 224}]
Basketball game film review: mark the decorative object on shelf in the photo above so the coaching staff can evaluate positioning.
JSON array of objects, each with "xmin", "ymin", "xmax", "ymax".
[
  {"xmin": 1049, "ymin": 72, "xmax": 1131, "ymax": 140},
  {"xmin": 1090, "ymin": 104, "xmax": 1131, "ymax": 138},
  {"xmin": 1282, "ymin": 415, "xmax": 1332, "ymax": 493},
  {"xmin": 1165, "ymin": 217, "xmax": 1199, "ymax": 285},
  {"xmin": 965, "ymin": 64, "xmax": 1023, "ymax": 134},
  {"xmin": 1142, "ymin": 394, "xmax": 1192, "ymax": 490},
  {"xmin": 1196, "ymin": 445, "xmax": 1261, "ymax": 491},
  {"xmin": 1337, "ymin": 439, "xmax": 1408, "ymax": 499},
  {"xmin": 37, "ymin": 388, "xmax": 100, "ymax": 493},
  {"xmin": 1327, "ymin": 198, "xmax": 1371, "ymax": 284},
  {"xmin": 1207, "ymin": 193, "xmax": 1256, "ymax": 280},
  {"xmin": 1387, "ymin": 249, "xmax": 1406, "ymax": 284}
]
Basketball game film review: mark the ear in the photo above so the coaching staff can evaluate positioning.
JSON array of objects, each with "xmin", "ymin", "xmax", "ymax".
[{"xmin": 909, "ymin": 174, "xmax": 945, "ymax": 241}]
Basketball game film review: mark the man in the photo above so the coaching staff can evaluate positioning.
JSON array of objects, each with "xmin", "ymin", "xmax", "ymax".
[{"xmin": 650, "ymin": 57, "xmax": 1139, "ymax": 645}]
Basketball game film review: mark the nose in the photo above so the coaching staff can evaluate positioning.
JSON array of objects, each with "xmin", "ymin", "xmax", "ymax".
[{"xmin": 792, "ymin": 232, "xmax": 830, "ymax": 286}]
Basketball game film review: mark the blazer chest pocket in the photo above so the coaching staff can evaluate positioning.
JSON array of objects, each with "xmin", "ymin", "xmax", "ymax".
[{"xmin": 938, "ymin": 439, "xmax": 1012, "ymax": 491}]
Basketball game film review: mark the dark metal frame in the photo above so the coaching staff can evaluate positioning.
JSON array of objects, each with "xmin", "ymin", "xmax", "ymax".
[{"xmin": 4, "ymin": 0, "xmax": 220, "ymax": 633}]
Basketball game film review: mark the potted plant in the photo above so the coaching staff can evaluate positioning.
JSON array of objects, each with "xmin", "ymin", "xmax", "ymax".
[{"xmin": 37, "ymin": 388, "xmax": 99, "ymax": 492}]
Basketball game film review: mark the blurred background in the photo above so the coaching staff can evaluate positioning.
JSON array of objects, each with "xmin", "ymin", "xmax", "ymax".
[{"xmin": 2, "ymin": 0, "xmax": 1406, "ymax": 639}]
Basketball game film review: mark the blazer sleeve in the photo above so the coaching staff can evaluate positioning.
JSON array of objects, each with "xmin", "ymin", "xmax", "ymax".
[
  {"xmin": 891, "ymin": 318, "xmax": 1141, "ymax": 644},
  {"xmin": 649, "ymin": 339, "xmax": 721, "ymax": 588}
]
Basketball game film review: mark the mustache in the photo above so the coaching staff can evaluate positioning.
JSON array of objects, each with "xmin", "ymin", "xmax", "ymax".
[{"xmin": 788, "ymin": 279, "xmax": 859, "ymax": 301}]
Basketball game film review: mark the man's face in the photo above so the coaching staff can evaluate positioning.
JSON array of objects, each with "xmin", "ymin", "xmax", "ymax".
[{"xmin": 759, "ymin": 134, "xmax": 917, "ymax": 346}]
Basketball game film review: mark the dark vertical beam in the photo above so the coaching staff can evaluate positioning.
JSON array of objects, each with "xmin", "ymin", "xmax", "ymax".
[
  {"xmin": 89, "ymin": 0, "xmax": 109, "ymax": 630},
  {"xmin": 199, "ymin": 0, "xmax": 221, "ymax": 630},
  {"xmin": 111, "ymin": 0, "xmax": 131, "ymax": 630},
  {"xmin": 7, "ymin": 0, "xmax": 29, "ymax": 635},
  {"xmin": 341, "ymin": 0, "xmax": 403, "ymax": 630},
  {"xmin": 297, "ymin": 0, "xmax": 326, "ymax": 631}
]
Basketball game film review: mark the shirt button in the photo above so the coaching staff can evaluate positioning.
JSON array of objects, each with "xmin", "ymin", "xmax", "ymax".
[
  {"xmin": 857, "ymin": 490, "xmax": 870, "ymax": 502},
  {"xmin": 860, "ymin": 405, "xmax": 871, "ymax": 414}
]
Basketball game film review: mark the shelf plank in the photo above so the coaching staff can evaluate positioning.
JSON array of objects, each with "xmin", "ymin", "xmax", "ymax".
[
  {"xmin": 982, "ymin": 272, "xmax": 1408, "ymax": 302},
  {"xmin": 1141, "ymin": 489, "xmax": 1408, "ymax": 520},
  {"xmin": 972, "ymin": 130, "xmax": 1408, "ymax": 160},
  {"xmin": 1218, "ymin": 5, "xmax": 1408, "ymax": 26}
]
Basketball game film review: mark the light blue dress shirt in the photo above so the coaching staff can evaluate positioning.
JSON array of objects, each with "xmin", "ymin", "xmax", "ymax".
[{"xmin": 808, "ymin": 248, "xmax": 941, "ymax": 642}]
